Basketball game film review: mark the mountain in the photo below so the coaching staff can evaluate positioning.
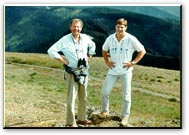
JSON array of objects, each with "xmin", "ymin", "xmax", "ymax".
[
  {"xmin": 5, "ymin": 6, "xmax": 181, "ymax": 70},
  {"xmin": 105, "ymin": 6, "xmax": 180, "ymax": 21}
]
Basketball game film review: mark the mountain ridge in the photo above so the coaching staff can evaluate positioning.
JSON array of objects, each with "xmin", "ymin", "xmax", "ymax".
[{"xmin": 5, "ymin": 6, "xmax": 181, "ymax": 70}]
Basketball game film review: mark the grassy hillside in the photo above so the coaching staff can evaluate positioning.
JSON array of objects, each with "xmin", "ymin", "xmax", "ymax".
[{"xmin": 4, "ymin": 52, "xmax": 181, "ymax": 128}]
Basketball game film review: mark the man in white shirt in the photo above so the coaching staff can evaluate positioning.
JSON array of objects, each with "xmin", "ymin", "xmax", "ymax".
[
  {"xmin": 47, "ymin": 18, "xmax": 96, "ymax": 127},
  {"xmin": 98, "ymin": 18, "xmax": 146, "ymax": 126}
]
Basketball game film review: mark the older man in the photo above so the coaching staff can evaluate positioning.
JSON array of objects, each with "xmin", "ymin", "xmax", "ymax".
[{"xmin": 48, "ymin": 18, "xmax": 96, "ymax": 127}]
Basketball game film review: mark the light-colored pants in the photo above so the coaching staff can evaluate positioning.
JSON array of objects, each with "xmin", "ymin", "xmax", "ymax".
[
  {"xmin": 64, "ymin": 72, "xmax": 88, "ymax": 126},
  {"xmin": 101, "ymin": 72, "xmax": 132, "ymax": 118}
]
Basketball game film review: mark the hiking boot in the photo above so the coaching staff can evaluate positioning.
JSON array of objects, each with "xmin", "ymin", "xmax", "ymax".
[
  {"xmin": 120, "ymin": 117, "xmax": 129, "ymax": 126},
  {"xmin": 98, "ymin": 112, "xmax": 108, "ymax": 119}
]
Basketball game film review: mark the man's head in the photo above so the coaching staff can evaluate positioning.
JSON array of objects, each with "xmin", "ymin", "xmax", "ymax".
[
  {"xmin": 115, "ymin": 18, "xmax": 127, "ymax": 35},
  {"xmin": 70, "ymin": 18, "xmax": 83, "ymax": 37},
  {"xmin": 116, "ymin": 18, "xmax": 127, "ymax": 27}
]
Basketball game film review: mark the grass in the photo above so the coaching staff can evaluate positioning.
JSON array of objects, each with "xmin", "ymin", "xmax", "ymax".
[
  {"xmin": 5, "ymin": 64, "xmax": 67, "ymax": 127},
  {"xmin": 5, "ymin": 52, "xmax": 180, "ymax": 97},
  {"xmin": 4, "ymin": 52, "xmax": 181, "ymax": 127}
]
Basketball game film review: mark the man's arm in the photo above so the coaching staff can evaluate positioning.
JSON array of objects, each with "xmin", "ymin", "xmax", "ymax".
[
  {"xmin": 123, "ymin": 49, "xmax": 146, "ymax": 68},
  {"xmin": 55, "ymin": 57, "xmax": 69, "ymax": 65},
  {"xmin": 102, "ymin": 50, "xmax": 115, "ymax": 69},
  {"xmin": 132, "ymin": 49, "xmax": 146, "ymax": 65},
  {"xmin": 47, "ymin": 43, "xmax": 69, "ymax": 65},
  {"xmin": 87, "ymin": 41, "xmax": 96, "ymax": 62}
]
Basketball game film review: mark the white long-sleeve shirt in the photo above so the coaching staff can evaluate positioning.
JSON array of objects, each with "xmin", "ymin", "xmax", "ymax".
[
  {"xmin": 47, "ymin": 33, "xmax": 96, "ymax": 68},
  {"xmin": 102, "ymin": 32, "xmax": 145, "ymax": 75}
]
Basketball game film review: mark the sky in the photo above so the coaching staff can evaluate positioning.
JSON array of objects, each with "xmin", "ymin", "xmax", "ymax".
[{"xmin": 156, "ymin": 6, "xmax": 180, "ymax": 17}]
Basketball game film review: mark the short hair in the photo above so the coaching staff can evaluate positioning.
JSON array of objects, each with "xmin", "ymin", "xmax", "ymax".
[
  {"xmin": 70, "ymin": 18, "xmax": 83, "ymax": 27},
  {"xmin": 116, "ymin": 18, "xmax": 128, "ymax": 27}
]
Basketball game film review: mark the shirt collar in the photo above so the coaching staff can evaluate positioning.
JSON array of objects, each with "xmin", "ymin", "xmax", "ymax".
[
  {"xmin": 113, "ymin": 32, "xmax": 128, "ymax": 41},
  {"xmin": 71, "ymin": 33, "xmax": 82, "ymax": 44}
]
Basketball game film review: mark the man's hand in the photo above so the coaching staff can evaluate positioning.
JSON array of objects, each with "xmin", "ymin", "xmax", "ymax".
[
  {"xmin": 63, "ymin": 59, "xmax": 69, "ymax": 65},
  {"xmin": 122, "ymin": 62, "xmax": 133, "ymax": 68},
  {"xmin": 88, "ymin": 55, "xmax": 93, "ymax": 62},
  {"xmin": 106, "ymin": 61, "xmax": 115, "ymax": 69},
  {"xmin": 56, "ymin": 56, "xmax": 69, "ymax": 65}
]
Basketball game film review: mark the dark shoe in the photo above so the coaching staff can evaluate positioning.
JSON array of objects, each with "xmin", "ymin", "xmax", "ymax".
[
  {"xmin": 65, "ymin": 124, "xmax": 78, "ymax": 127},
  {"xmin": 77, "ymin": 119, "xmax": 92, "ymax": 125}
]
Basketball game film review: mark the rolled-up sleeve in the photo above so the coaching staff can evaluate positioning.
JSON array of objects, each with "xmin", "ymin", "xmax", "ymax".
[
  {"xmin": 47, "ymin": 38, "xmax": 64, "ymax": 59},
  {"xmin": 88, "ymin": 40, "xmax": 96, "ymax": 55},
  {"xmin": 82, "ymin": 34, "xmax": 96, "ymax": 55}
]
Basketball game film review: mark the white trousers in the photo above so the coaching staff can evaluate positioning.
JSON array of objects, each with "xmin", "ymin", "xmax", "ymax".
[
  {"xmin": 101, "ymin": 72, "xmax": 132, "ymax": 118},
  {"xmin": 64, "ymin": 72, "xmax": 88, "ymax": 126}
]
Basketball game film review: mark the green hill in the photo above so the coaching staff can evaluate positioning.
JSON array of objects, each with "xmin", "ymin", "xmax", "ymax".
[{"xmin": 5, "ymin": 6, "xmax": 181, "ymax": 70}]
